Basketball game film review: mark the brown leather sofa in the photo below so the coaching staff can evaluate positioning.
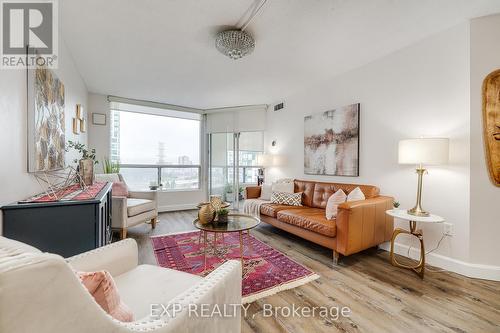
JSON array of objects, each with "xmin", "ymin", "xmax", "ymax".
[{"xmin": 245, "ymin": 180, "xmax": 394, "ymax": 264}]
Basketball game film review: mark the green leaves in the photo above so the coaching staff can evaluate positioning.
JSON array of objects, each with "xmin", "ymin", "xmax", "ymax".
[{"xmin": 66, "ymin": 140, "xmax": 98, "ymax": 164}]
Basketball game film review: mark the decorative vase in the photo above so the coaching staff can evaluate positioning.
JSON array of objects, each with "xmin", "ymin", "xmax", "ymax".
[
  {"xmin": 79, "ymin": 159, "xmax": 94, "ymax": 186},
  {"xmin": 210, "ymin": 195, "xmax": 223, "ymax": 211},
  {"xmin": 198, "ymin": 203, "xmax": 215, "ymax": 225}
]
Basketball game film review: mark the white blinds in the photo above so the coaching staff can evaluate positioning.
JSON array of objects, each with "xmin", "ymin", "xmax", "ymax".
[{"xmin": 205, "ymin": 105, "xmax": 268, "ymax": 133}]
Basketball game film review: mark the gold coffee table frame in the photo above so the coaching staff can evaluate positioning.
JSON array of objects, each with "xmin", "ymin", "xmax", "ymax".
[
  {"xmin": 386, "ymin": 209, "xmax": 444, "ymax": 279},
  {"xmin": 193, "ymin": 214, "xmax": 260, "ymax": 271}
]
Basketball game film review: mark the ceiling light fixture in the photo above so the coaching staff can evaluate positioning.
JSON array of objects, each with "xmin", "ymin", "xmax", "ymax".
[{"xmin": 215, "ymin": 0, "xmax": 267, "ymax": 60}]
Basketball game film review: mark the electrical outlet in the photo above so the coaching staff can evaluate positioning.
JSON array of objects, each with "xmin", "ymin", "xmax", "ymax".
[{"xmin": 443, "ymin": 223, "xmax": 454, "ymax": 236}]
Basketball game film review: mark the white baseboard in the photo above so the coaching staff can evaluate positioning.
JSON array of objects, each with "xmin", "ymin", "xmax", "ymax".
[
  {"xmin": 379, "ymin": 242, "xmax": 500, "ymax": 281},
  {"xmin": 159, "ymin": 204, "xmax": 198, "ymax": 212}
]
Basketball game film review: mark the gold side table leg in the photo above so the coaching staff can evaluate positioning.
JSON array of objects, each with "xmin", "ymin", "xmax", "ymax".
[
  {"xmin": 203, "ymin": 231, "xmax": 208, "ymax": 271},
  {"xmin": 239, "ymin": 231, "xmax": 244, "ymax": 271},
  {"xmin": 390, "ymin": 220, "xmax": 425, "ymax": 279}
]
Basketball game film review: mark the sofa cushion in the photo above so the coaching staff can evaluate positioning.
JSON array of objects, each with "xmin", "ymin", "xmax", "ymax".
[
  {"xmin": 127, "ymin": 198, "xmax": 155, "ymax": 217},
  {"xmin": 260, "ymin": 203, "xmax": 303, "ymax": 218},
  {"xmin": 114, "ymin": 264, "xmax": 202, "ymax": 319},
  {"xmin": 277, "ymin": 208, "xmax": 336, "ymax": 237},
  {"xmin": 270, "ymin": 191, "xmax": 302, "ymax": 206},
  {"xmin": 294, "ymin": 180, "xmax": 316, "ymax": 207},
  {"xmin": 312, "ymin": 182, "xmax": 337, "ymax": 209}
]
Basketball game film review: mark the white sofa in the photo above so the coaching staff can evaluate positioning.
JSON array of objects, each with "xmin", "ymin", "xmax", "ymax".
[
  {"xmin": 0, "ymin": 236, "xmax": 242, "ymax": 333},
  {"xmin": 95, "ymin": 173, "xmax": 159, "ymax": 239}
]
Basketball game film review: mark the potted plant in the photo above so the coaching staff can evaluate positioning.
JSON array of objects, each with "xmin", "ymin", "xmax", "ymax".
[
  {"xmin": 393, "ymin": 201, "xmax": 400, "ymax": 209},
  {"xmin": 216, "ymin": 208, "xmax": 229, "ymax": 224},
  {"xmin": 67, "ymin": 140, "xmax": 98, "ymax": 186},
  {"xmin": 102, "ymin": 157, "xmax": 120, "ymax": 174}
]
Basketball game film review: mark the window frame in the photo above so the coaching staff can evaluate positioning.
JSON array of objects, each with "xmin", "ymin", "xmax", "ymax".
[{"xmin": 110, "ymin": 108, "xmax": 203, "ymax": 192}]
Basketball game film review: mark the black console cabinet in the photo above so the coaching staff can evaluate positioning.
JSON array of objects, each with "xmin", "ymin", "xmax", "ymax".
[{"xmin": 1, "ymin": 182, "xmax": 112, "ymax": 257}]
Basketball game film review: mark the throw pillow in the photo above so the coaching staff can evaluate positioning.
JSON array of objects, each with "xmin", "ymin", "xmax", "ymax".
[
  {"xmin": 272, "ymin": 182, "xmax": 294, "ymax": 194},
  {"xmin": 112, "ymin": 182, "xmax": 129, "ymax": 197},
  {"xmin": 347, "ymin": 187, "xmax": 366, "ymax": 202},
  {"xmin": 77, "ymin": 271, "xmax": 134, "ymax": 322},
  {"xmin": 325, "ymin": 189, "xmax": 347, "ymax": 220},
  {"xmin": 270, "ymin": 191, "xmax": 302, "ymax": 206},
  {"xmin": 259, "ymin": 184, "xmax": 272, "ymax": 200}
]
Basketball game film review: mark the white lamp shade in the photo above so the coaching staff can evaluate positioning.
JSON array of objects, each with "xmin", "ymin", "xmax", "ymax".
[
  {"xmin": 398, "ymin": 138, "xmax": 449, "ymax": 165},
  {"xmin": 257, "ymin": 154, "xmax": 286, "ymax": 167},
  {"xmin": 257, "ymin": 154, "xmax": 271, "ymax": 167}
]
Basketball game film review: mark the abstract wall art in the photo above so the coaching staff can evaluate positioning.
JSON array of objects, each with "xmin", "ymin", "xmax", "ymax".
[
  {"xmin": 304, "ymin": 103, "xmax": 360, "ymax": 176},
  {"xmin": 28, "ymin": 64, "xmax": 66, "ymax": 172}
]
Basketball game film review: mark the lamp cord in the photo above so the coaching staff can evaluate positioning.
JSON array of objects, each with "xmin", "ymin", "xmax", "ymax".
[{"xmin": 406, "ymin": 232, "xmax": 449, "ymax": 273}]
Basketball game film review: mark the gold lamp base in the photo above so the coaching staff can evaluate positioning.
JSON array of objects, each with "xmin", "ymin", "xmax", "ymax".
[{"xmin": 407, "ymin": 167, "xmax": 430, "ymax": 217}]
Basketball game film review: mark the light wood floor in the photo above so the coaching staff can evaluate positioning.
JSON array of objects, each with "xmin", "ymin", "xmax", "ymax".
[{"xmin": 126, "ymin": 210, "xmax": 500, "ymax": 333}]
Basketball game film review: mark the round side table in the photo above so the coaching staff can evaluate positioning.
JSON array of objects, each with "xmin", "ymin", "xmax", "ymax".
[{"xmin": 386, "ymin": 209, "xmax": 444, "ymax": 279}]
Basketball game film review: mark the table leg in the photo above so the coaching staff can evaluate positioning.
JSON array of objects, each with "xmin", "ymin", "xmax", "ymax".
[
  {"xmin": 390, "ymin": 220, "xmax": 425, "ymax": 278},
  {"xmin": 239, "ymin": 231, "xmax": 244, "ymax": 269},
  {"xmin": 203, "ymin": 231, "xmax": 207, "ymax": 271}
]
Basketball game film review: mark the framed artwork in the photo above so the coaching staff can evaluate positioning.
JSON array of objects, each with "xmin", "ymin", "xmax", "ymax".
[
  {"xmin": 482, "ymin": 69, "xmax": 500, "ymax": 186},
  {"xmin": 92, "ymin": 113, "xmax": 106, "ymax": 125},
  {"xmin": 304, "ymin": 103, "xmax": 360, "ymax": 176},
  {"xmin": 27, "ymin": 64, "xmax": 66, "ymax": 172}
]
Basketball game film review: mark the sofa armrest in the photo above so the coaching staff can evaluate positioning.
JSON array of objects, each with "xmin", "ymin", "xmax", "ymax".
[
  {"xmin": 335, "ymin": 196, "xmax": 394, "ymax": 256},
  {"xmin": 66, "ymin": 239, "xmax": 138, "ymax": 277},
  {"xmin": 134, "ymin": 260, "xmax": 242, "ymax": 333},
  {"xmin": 128, "ymin": 190, "xmax": 158, "ymax": 202},
  {"xmin": 112, "ymin": 196, "xmax": 128, "ymax": 229},
  {"xmin": 245, "ymin": 186, "xmax": 261, "ymax": 199}
]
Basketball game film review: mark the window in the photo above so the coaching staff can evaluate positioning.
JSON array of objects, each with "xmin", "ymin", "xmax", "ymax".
[{"xmin": 110, "ymin": 103, "xmax": 201, "ymax": 190}]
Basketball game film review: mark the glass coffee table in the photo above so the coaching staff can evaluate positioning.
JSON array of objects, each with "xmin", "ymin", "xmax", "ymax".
[{"xmin": 193, "ymin": 214, "xmax": 260, "ymax": 270}]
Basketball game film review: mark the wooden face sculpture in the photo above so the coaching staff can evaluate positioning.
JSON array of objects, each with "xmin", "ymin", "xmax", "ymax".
[{"xmin": 482, "ymin": 69, "xmax": 500, "ymax": 186}]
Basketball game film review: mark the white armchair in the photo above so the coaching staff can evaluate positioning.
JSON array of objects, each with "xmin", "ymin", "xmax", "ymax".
[
  {"xmin": 95, "ymin": 173, "xmax": 159, "ymax": 239},
  {"xmin": 0, "ymin": 236, "xmax": 242, "ymax": 333}
]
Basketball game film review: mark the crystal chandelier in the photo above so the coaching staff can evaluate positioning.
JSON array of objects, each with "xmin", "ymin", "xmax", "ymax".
[{"xmin": 215, "ymin": 29, "xmax": 255, "ymax": 60}]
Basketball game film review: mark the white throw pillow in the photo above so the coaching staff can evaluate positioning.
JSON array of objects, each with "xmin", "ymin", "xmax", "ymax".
[
  {"xmin": 347, "ymin": 187, "xmax": 366, "ymax": 202},
  {"xmin": 325, "ymin": 189, "xmax": 347, "ymax": 220},
  {"xmin": 259, "ymin": 184, "xmax": 272, "ymax": 200},
  {"xmin": 272, "ymin": 182, "xmax": 294, "ymax": 194}
]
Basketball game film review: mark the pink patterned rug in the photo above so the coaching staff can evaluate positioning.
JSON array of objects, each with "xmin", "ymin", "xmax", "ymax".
[{"xmin": 151, "ymin": 231, "xmax": 319, "ymax": 303}]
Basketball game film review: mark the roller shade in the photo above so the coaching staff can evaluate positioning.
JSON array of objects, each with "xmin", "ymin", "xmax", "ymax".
[{"xmin": 206, "ymin": 105, "xmax": 267, "ymax": 133}]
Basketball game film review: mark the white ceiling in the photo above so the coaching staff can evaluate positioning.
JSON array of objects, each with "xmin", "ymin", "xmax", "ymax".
[{"xmin": 61, "ymin": 0, "xmax": 500, "ymax": 109}]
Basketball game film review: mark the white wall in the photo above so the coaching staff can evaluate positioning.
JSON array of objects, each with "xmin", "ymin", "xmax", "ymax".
[
  {"xmin": 469, "ymin": 14, "xmax": 500, "ymax": 267},
  {"xmin": 0, "ymin": 40, "xmax": 89, "ymax": 232},
  {"xmin": 266, "ymin": 23, "xmax": 474, "ymax": 269},
  {"xmin": 88, "ymin": 93, "xmax": 207, "ymax": 211}
]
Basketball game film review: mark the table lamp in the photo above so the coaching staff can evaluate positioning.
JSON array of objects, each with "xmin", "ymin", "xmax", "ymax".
[{"xmin": 398, "ymin": 138, "xmax": 449, "ymax": 216}]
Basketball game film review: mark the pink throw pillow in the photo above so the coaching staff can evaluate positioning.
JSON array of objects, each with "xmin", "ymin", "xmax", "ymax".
[
  {"xmin": 112, "ymin": 182, "xmax": 129, "ymax": 197},
  {"xmin": 77, "ymin": 271, "xmax": 134, "ymax": 322},
  {"xmin": 325, "ymin": 189, "xmax": 347, "ymax": 220}
]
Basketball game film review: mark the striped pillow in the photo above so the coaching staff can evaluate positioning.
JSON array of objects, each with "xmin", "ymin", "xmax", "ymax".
[{"xmin": 270, "ymin": 191, "xmax": 302, "ymax": 206}]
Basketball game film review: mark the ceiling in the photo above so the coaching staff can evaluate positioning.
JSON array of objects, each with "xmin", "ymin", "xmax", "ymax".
[{"xmin": 60, "ymin": 0, "xmax": 500, "ymax": 109}]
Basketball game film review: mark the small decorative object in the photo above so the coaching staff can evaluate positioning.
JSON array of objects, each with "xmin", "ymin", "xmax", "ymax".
[
  {"xmin": 399, "ymin": 138, "xmax": 449, "ymax": 216},
  {"xmin": 79, "ymin": 159, "xmax": 94, "ymax": 186},
  {"xmin": 66, "ymin": 141, "xmax": 98, "ymax": 186},
  {"xmin": 393, "ymin": 201, "xmax": 400, "ymax": 209},
  {"xmin": 198, "ymin": 203, "xmax": 215, "ymax": 225},
  {"xmin": 216, "ymin": 208, "xmax": 229, "ymax": 224},
  {"xmin": 210, "ymin": 195, "xmax": 223, "ymax": 211},
  {"xmin": 304, "ymin": 103, "xmax": 360, "ymax": 176},
  {"xmin": 80, "ymin": 119, "xmax": 86, "ymax": 133},
  {"xmin": 92, "ymin": 113, "xmax": 106, "ymax": 125},
  {"xmin": 28, "ymin": 63, "xmax": 66, "ymax": 172},
  {"xmin": 73, "ymin": 104, "xmax": 85, "ymax": 134},
  {"xmin": 482, "ymin": 69, "xmax": 500, "ymax": 186}
]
